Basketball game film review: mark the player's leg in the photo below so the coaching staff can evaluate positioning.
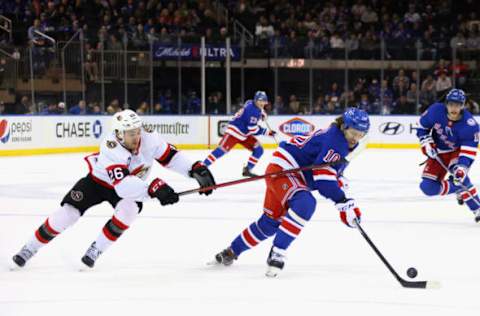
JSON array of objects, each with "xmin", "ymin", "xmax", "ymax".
[
  {"xmin": 241, "ymin": 136, "xmax": 264, "ymax": 177},
  {"xmin": 213, "ymin": 164, "xmax": 289, "ymax": 265},
  {"xmin": 266, "ymin": 189, "xmax": 316, "ymax": 277},
  {"xmin": 419, "ymin": 154, "xmax": 453, "ymax": 196},
  {"xmin": 12, "ymin": 175, "xmax": 102, "ymax": 268},
  {"xmin": 203, "ymin": 134, "xmax": 239, "ymax": 167},
  {"xmin": 81, "ymin": 190, "xmax": 143, "ymax": 268}
]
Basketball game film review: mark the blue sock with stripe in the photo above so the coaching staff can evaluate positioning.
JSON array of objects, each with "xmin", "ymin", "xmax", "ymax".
[
  {"xmin": 246, "ymin": 146, "xmax": 264, "ymax": 170},
  {"xmin": 203, "ymin": 147, "xmax": 227, "ymax": 166},
  {"xmin": 230, "ymin": 214, "xmax": 279, "ymax": 256}
]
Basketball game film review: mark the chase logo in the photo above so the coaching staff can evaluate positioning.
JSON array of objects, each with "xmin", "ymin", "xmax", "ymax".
[
  {"xmin": 93, "ymin": 120, "xmax": 102, "ymax": 139},
  {"xmin": 279, "ymin": 117, "xmax": 315, "ymax": 137},
  {"xmin": 0, "ymin": 119, "xmax": 10, "ymax": 144}
]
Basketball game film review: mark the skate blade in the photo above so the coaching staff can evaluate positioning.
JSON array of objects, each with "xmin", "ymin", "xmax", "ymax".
[
  {"xmin": 206, "ymin": 259, "xmax": 221, "ymax": 266},
  {"xmin": 265, "ymin": 266, "xmax": 281, "ymax": 278}
]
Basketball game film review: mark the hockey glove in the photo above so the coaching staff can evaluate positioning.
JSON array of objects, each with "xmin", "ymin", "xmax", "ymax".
[
  {"xmin": 420, "ymin": 137, "xmax": 438, "ymax": 159},
  {"xmin": 148, "ymin": 178, "xmax": 179, "ymax": 206},
  {"xmin": 267, "ymin": 130, "xmax": 277, "ymax": 137},
  {"xmin": 452, "ymin": 165, "xmax": 468, "ymax": 185},
  {"xmin": 189, "ymin": 161, "xmax": 216, "ymax": 196},
  {"xmin": 335, "ymin": 198, "xmax": 361, "ymax": 228}
]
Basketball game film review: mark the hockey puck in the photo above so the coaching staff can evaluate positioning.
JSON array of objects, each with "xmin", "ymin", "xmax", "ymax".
[{"xmin": 407, "ymin": 267, "xmax": 418, "ymax": 279}]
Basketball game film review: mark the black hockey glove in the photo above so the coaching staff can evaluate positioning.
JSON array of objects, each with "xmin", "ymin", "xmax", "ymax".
[
  {"xmin": 189, "ymin": 161, "xmax": 216, "ymax": 196},
  {"xmin": 148, "ymin": 178, "xmax": 179, "ymax": 206}
]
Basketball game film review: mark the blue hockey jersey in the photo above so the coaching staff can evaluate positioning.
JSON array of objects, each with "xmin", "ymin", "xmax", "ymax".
[
  {"xmin": 417, "ymin": 102, "xmax": 479, "ymax": 167},
  {"xmin": 271, "ymin": 124, "xmax": 351, "ymax": 203},
  {"xmin": 225, "ymin": 100, "xmax": 266, "ymax": 140}
]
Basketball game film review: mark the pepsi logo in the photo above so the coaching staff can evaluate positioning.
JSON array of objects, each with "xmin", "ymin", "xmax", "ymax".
[
  {"xmin": 0, "ymin": 119, "xmax": 10, "ymax": 143},
  {"xmin": 279, "ymin": 117, "xmax": 315, "ymax": 137}
]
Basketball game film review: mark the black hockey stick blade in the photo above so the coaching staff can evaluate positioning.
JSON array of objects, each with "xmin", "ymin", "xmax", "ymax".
[{"xmin": 355, "ymin": 219, "xmax": 441, "ymax": 289}]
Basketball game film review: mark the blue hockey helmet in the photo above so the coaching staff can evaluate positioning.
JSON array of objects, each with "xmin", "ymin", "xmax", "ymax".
[
  {"xmin": 254, "ymin": 91, "xmax": 268, "ymax": 103},
  {"xmin": 446, "ymin": 88, "xmax": 466, "ymax": 106},
  {"xmin": 343, "ymin": 107, "xmax": 370, "ymax": 133}
]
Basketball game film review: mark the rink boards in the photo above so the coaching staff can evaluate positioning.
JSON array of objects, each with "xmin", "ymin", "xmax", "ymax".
[{"xmin": 0, "ymin": 114, "xmax": 448, "ymax": 156}]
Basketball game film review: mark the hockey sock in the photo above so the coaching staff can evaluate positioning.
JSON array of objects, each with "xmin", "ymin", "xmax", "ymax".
[
  {"xmin": 230, "ymin": 214, "xmax": 279, "ymax": 256},
  {"xmin": 28, "ymin": 204, "xmax": 81, "ymax": 251},
  {"xmin": 203, "ymin": 147, "xmax": 227, "ymax": 167},
  {"xmin": 273, "ymin": 191, "xmax": 316, "ymax": 250},
  {"xmin": 93, "ymin": 200, "xmax": 139, "ymax": 253},
  {"xmin": 459, "ymin": 185, "xmax": 480, "ymax": 212},
  {"xmin": 246, "ymin": 145, "xmax": 264, "ymax": 170}
]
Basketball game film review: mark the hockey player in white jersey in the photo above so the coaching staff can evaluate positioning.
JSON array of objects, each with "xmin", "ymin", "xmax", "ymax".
[{"xmin": 12, "ymin": 109, "xmax": 215, "ymax": 268}]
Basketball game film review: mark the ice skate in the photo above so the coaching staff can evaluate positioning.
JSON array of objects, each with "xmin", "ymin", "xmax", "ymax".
[
  {"xmin": 12, "ymin": 245, "xmax": 37, "ymax": 268},
  {"xmin": 265, "ymin": 246, "xmax": 286, "ymax": 278},
  {"xmin": 242, "ymin": 166, "xmax": 258, "ymax": 178},
  {"xmin": 209, "ymin": 247, "xmax": 237, "ymax": 266},
  {"xmin": 81, "ymin": 242, "xmax": 102, "ymax": 268}
]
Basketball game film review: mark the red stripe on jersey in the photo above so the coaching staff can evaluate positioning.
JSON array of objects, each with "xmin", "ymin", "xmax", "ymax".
[
  {"xmin": 273, "ymin": 151, "xmax": 293, "ymax": 167},
  {"xmin": 131, "ymin": 164, "xmax": 145, "ymax": 176},
  {"xmin": 280, "ymin": 218, "xmax": 301, "ymax": 235},
  {"xmin": 45, "ymin": 219, "xmax": 59, "ymax": 235},
  {"xmin": 207, "ymin": 154, "xmax": 216, "ymax": 162},
  {"xmin": 157, "ymin": 144, "xmax": 172, "ymax": 163},
  {"xmin": 312, "ymin": 168, "xmax": 337, "ymax": 176},
  {"xmin": 102, "ymin": 226, "xmax": 118, "ymax": 241},
  {"xmin": 242, "ymin": 229, "xmax": 258, "ymax": 247},
  {"xmin": 460, "ymin": 149, "xmax": 477, "ymax": 156},
  {"xmin": 35, "ymin": 230, "xmax": 49, "ymax": 244},
  {"xmin": 112, "ymin": 216, "xmax": 129, "ymax": 230}
]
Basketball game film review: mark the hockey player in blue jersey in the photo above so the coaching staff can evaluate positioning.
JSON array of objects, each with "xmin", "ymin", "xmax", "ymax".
[
  {"xmin": 212, "ymin": 108, "xmax": 369, "ymax": 277},
  {"xmin": 203, "ymin": 91, "xmax": 277, "ymax": 177},
  {"xmin": 417, "ymin": 88, "xmax": 480, "ymax": 222}
]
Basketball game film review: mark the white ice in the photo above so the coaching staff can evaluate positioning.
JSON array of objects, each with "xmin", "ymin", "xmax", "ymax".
[{"xmin": 1, "ymin": 149, "xmax": 480, "ymax": 316}]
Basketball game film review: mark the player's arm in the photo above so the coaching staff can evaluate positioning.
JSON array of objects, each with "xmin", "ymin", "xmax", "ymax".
[
  {"xmin": 155, "ymin": 137, "xmax": 215, "ymax": 195},
  {"xmin": 312, "ymin": 150, "xmax": 361, "ymax": 228}
]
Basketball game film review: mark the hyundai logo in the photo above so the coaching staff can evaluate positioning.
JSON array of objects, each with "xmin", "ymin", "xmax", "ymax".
[{"xmin": 379, "ymin": 122, "xmax": 404, "ymax": 135}]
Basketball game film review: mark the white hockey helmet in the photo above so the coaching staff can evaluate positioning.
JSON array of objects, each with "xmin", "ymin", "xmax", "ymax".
[{"xmin": 111, "ymin": 109, "xmax": 142, "ymax": 139}]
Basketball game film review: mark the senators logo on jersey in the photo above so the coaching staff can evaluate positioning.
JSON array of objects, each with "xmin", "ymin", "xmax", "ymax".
[{"xmin": 107, "ymin": 140, "xmax": 117, "ymax": 149}]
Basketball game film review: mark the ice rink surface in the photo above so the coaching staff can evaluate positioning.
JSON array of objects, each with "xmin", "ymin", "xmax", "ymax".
[{"xmin": 1, "ymin": 149, "xmax": 480, "ymax": 316}]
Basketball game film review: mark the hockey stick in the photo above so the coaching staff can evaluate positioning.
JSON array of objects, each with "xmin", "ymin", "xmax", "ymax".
[
  {"xmin": 264, "ymin": 119, "xmax": 279, "ymax": 145},
  {"xmin": 179, "ymin": 134, "xmax": 368, "ymax": 196},
  {"xmin": 355, "ymin": 219, "xmax": 441, "ymax": 289},
  {"xmin": 178, "ymin": 159, "xmax": 346, "ymax": 196}
]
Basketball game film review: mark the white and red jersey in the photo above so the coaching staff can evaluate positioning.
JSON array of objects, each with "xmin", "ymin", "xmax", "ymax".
[{"xmin": 85, "ymin": 127, "xmax": 193, "ymax": 201}]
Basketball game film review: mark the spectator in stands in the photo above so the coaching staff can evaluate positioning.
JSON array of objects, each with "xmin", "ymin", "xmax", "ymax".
[
  {"xmin": 392, "ymin": 95, "xmax": 415, "ymax": 114},
  {"xmin": 420, "ymin": 74, "xmax": 437, "ymax": 109},
  {"xmin": 393, "ymin": 69, "xmax": 411, "ymax": 92},
  {"xmin": 435, "ymin": 71, "xmax": 453, "ymax": 96},
  {"xmin": 185, "ymin": 90, "xmax": 201, "ymax": 114},
  {"xmin": 434, "ymin": 59, "xmax": 449, "ymax": 78},
  {"xmin": 90, "ymin": 103, "xmax": 102, "ymax": 115},
  {"xmin": 324, "ymin": 95, "xmax": 343, "ymax": 114},
  {"xmin": 107, "ymin": 34, "xmax": 123, "ymax": 51},
  {"xmin": 356, "ymin": 93, "xmax": 371, "ymax": 112},
  {"xmin": 69, "ymin": 100, "xmax": 88, "ymax": 115},
  {"xmin": 40, "ymin": 102, "xmax": 60, "ymax": 115},
  {"xmin": 84, "ymin": 43, "xmax": 98, "ymax": 82},
  {"xmin": 272, "ymin": 95, "xmax": 285, "ymax": 114},
  {"xmin": 207, "ymin": 93, "xmax": 222, "ymax": 114},
  {"xmin": 0, "ymin": 57, "xmax": 5, "ymax": 86},
  {"xmin": 449, "ymin": 58, "xmax": 469, "ymax": 87},
  {"xmin": 0, "ymin": 101, "xmax": 5, "ymax": 115},
  {"xmin": 136, "ymin": 101, "xmax": 149, "ymax": 114},
  {"xmin": 159, "ymin": 90, "xmax": 175, "ymax": 113},
  {"xmin": 406, "ymin": 83, "xmax": 418, "ymax": 107},
  {"xmin": 132, "ymin": 24, "xmax": 148, "ymax": 49},
  {"xmin": 288, "ymin": 94, "xmax": 302, "ymax": 114},
  {"xmin": 14, "ymin": 96, "xmax": 30, "ymax": 115},
  {"xmin": 379, "ymin": 79, "xmax": 394, "ymax": 110},
  {"xmin": 312, "ymin": 95, "xmax": 325, "ymax": 114},
  {"xmin": 404, "ymin": 3, "xmax": 422, "ymax": 24}
]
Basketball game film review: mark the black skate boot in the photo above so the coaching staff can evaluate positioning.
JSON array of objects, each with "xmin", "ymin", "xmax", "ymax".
[
  {"xmin": 242, "ymin": 166, "xmax": 258, "ymax": 177},
  {"xmin": 12, "ymin": 245, "xmax": 37, "ymax": 268},
  {"xmin": 266, "ymin": 246, "xmax": 286, "ymax": 278},
  {"xmin": 474, "ymin": 209, "xmax": 480, "ymax": 223},
  {"xmin": 81, "ymin": 242, "xmax": 102, "ymax": 268},
  {"xmin": 214, "ymin": 247, "xmax": 237, "ymax": 266},
  {"xmin": 456, "ymin": 191, "xmax": 464, "ymax": 205}
]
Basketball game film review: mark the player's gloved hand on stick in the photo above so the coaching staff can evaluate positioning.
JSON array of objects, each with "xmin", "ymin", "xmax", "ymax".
[
  {"xmin": 267, "ymin": 130, "xmax": 277, "ymax": 137},
  {"xmin": 420, "ymin": 136, "xmax": 438, "ymax": 159},
  {"xmin": 189, "ymin": 161, "xmax": 216, "ymax": 196},
  {"xmin": 335, "ymin": 198, "xmax": 362, "ymax": 228},
  {"xmin": 452, "ymin": 165, "xmax": 468, "ymax": 185},
  {"xmin": 148, "ymin": 178, "xmax": 179, "ymax": 205}
]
